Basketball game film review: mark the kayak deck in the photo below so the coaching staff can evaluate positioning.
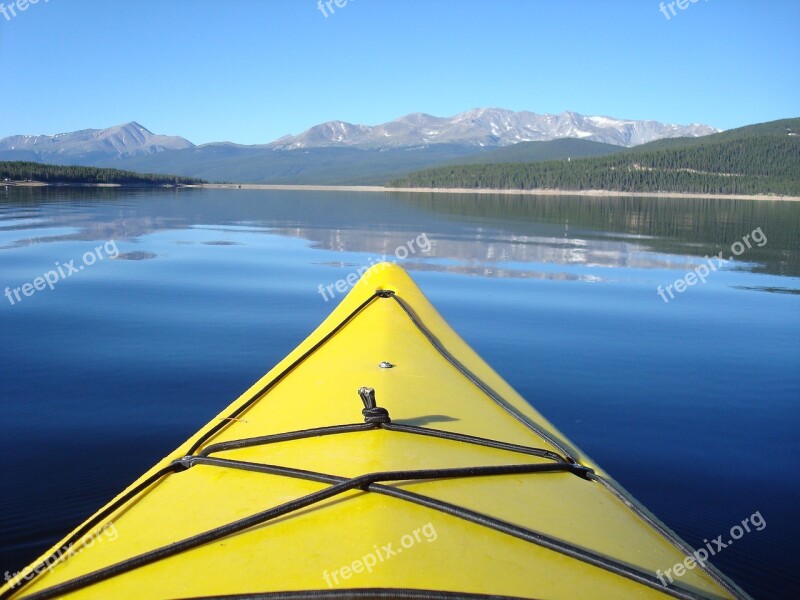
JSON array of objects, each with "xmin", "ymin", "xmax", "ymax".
[{"xmin": 1, "ymin": 263, "xmax": 747, "ymax": 599}]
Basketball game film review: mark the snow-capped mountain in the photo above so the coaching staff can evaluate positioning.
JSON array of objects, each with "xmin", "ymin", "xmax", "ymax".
[
  {"xmin": 270, "ymin": 108, "xmax": 719, "ymax": 149},
  {"xmin": 0, "ymin": 110, "xmax": 718, "ymax": 164},
  {"xmin": 0, "ymin": 122, "xmax": 194, "ymax": 162},
  {"xmin": 0, "ymin": 109, "xmax": 721, "ymax": 183}
]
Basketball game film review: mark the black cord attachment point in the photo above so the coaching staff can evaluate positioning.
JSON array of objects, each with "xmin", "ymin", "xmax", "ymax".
[
  {"xmin": 172, "ymin": 456, "xmax": 195, "ymax": 472},
  {"xmin": 570, "ymin": 464, "xmax": 595, "ymax": 480},
  {"xmin": 358, "ymin": 387, "xmax": 391, "ymax": 425}
]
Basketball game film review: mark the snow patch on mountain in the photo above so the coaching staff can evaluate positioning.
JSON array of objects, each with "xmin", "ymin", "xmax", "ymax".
[
  {"xmin": 271, "ymin": 108, "xmax": 719, "ymax": 150},
  {"xmin": 0, "ymin": 122, "xmax": 194, "ymax": 161}
]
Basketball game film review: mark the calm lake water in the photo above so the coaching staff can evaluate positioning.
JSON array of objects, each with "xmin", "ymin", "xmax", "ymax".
[{"xmin": 1, "ymin": 187, "xmax": 798, "ymax": 598}]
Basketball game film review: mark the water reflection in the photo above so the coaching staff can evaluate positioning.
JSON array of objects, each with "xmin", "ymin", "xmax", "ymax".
[
  {"xmin": 0, "ymin": 187, "xmax": 798, "ymax": 286},
  {"xmin": 271, "ymin": 225, "xmax": 713, "ymax": 274}
]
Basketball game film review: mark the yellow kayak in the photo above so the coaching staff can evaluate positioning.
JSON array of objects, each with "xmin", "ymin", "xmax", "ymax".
[{"xmin": 2, "ymin": 263, "xmax": 748, "ymax": 600}]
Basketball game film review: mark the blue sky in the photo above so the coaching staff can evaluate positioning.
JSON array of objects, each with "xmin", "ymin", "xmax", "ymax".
[{"xmin": 0, "ymin": 0, "xmax": 798, "ymax": 144}]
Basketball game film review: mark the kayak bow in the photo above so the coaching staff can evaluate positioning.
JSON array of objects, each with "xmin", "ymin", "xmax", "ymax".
[{"xmin": 1, "ymin": 263, "xmax": 749, "ymax": 599}]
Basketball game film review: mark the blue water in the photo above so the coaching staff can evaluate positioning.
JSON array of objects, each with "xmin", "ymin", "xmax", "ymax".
[{"xmin": 1, "ymin": 187, "xmax": 798, "ymax": 598}]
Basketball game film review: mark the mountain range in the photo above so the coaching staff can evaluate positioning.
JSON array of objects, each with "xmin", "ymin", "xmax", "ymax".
[
  {"xmin": 269, "ymin": 109, "xmax": 718, "ymax": 149},
  {"xmin": 389, "ymin": 118, "xmax": 800, "ymax": 197},
  {"xmin": 0, "ymin": 109, "xmax": 720, "ymax": 184}
]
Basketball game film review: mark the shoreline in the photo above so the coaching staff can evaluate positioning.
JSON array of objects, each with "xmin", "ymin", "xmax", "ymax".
[
  {"xmin": 199, "ymin": 183, "xmax": 800, "ymax": 202},
  {"xmin": 5, "ymin": 181, "xmax": 799, "ymax": 201},
  {"xmin": 3, "ymin": 181, "xmax": 185, "ymax": 189}
]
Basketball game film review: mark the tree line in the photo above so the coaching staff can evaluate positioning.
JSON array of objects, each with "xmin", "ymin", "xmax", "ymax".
[
  {"xmin": 388, "ymin": 133, "xmax": 800, "ymax": 196},
  {"xmin": 0, "ymin": 161, "xmax": 205, "ymax": 186}
]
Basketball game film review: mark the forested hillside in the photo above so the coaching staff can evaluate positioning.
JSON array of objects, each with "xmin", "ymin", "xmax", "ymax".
[
  {"xmin": 442, "ymin": 138, "xmax": 624, "ymax": 166},
  {"xmin": 0, "ymin": 162, "xmax": 205, "ymax": 186},
  {"xmin": 388, "ymin": 118, "xmax": 800, "ymax": 195}
]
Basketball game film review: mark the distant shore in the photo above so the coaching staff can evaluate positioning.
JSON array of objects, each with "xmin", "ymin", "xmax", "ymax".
[
  {"xmin": 3, "ymin": 181, "xmax": 181, "ymax": 188},
  {"xmin": 199, "ymin": 183, "xmax": 800, "ymax": 202},
  {"xmin": 5, "ymin": 180, "xmax": 798, "ymax": 201}
]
